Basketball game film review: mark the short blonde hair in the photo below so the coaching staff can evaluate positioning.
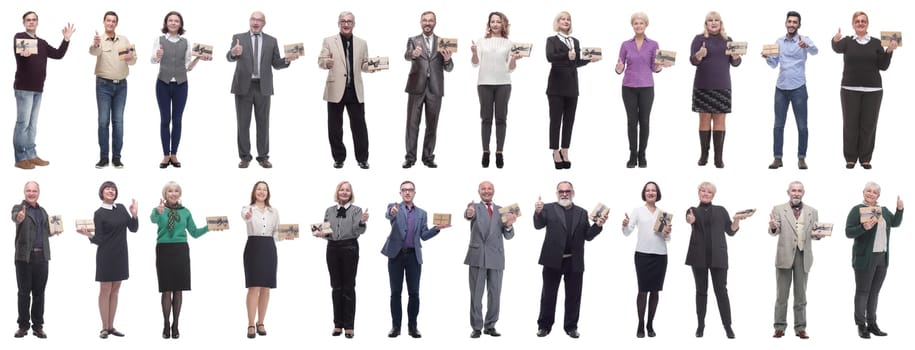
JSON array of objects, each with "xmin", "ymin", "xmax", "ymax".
[
  {"xmin": 631, "ymin": 12, "xmax": 649, "ymax": 26},
  {"xmin": 162, "ymin": 181, "xmax": 182, "ymax": 199},
  {"xmin": 698, "ymin": 181, "xmax": 717, "ymax": 194},
  {"xmin": 335, "ymin": 181, "xmax": 355, "ymax": 204},
  {"xmin": 553, "ymin": 11, "xmax": 572, "ymax": 33},
  {"xmin": 851, "ymin": 11, "xmax": 868, "ymax": 25},
  {"xmin": 702, "ymin": 11, "xmax": 728, "ymax": 40}
]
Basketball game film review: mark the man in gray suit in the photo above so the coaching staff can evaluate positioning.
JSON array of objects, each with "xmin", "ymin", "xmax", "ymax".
[
  {"xmin": 227, "ymin": 11, "xmax": 297, "ymax": 169},
  {"xmin": 768, "ymin": 181, "xmax": 824, "ymax": 339},
  {"xmin": 402, "ymin": 11, "xmax": 453, "ymax": 169},
  {"xmin": 463, "ymin": 181, "xmax": 516, "ymax": 338}
]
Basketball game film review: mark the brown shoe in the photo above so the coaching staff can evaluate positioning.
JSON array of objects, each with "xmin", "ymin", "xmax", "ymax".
[
  {"xmin": 258, "ymin": 159, "xmax": 273, "ymax": 168},
  {"xmin": 29, "ymin": 157, "xmax": 49, "ymax": 166},
  {"xmin": 773, "ymin": 329, "xmax": 785, "ymax": 338},
  {"xmin": 796, "ymin": 330, "xmax": 809, "ymax": 339},
  {"xmin": 14, "ymin": 160, "xmax": 35, "ymax": 170}
]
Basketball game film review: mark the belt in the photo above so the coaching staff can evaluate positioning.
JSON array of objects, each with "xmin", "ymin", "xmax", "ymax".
[
  {"xmin": 32, "ymin": 248, "xmax": 44, "ymax": 252},
  {"xmin": 98, "ymin": 77, "xmax": 125, "ymax": 84},
  {"xmin": 562, "ymin": 253, "xmax": 573, "ymax": 258},
  {"xmin": 400, "ymin": 247, "xmax": 415, "ymax": 254},
  {"xmin": 251, "ymin": 78, "xmax": 261, "ymax": 83}
]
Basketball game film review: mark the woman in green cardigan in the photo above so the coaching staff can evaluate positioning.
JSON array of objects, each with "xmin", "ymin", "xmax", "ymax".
[
  {"xmin": 845, "ymin": 181, "xmax": 903, "ymax": 339},
  {"xmin": 151, "ymin": 181, "xmax": 211, "ymax": 339}
]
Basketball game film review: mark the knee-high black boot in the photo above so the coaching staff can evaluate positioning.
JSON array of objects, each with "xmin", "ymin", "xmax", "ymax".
[
  {"xmin": 712, "ymin": 131, "xmax": 726, "ymax": 168},
  {"xmin": 698, "ymin": 130, "xmax": 711, "ymax": 166}
]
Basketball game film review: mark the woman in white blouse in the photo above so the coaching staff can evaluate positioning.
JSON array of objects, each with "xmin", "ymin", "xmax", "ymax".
[
  {"xmin": 471, "ymin": 12, "xmax": 521, "ymax": 168},
  {"xmin": 241, "ymin": 181, "xmax": 279, "ymax": 338},
  {"xmin": 622, "ymin": 181, "xmax": 671, "ymax": 338}
]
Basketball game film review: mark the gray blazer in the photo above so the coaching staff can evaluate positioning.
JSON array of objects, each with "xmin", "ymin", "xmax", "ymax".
[
  {"xmin": 226, "ymin": 31, "xmax": 290, "ymax": 96},
  {"xmin": 770, "ymin": 203, "xmax": 818, "ymax": 272},
  {"xmin": 403, "ymin": 34, "xmax": 454, "ymax": 96},
  {"xmin": 463, "ymin": 202, "xmax": 514, "ymax": 270},
  {"xmin": 380, "ymin": 202, "xmax": 440, "ymax": 264}
]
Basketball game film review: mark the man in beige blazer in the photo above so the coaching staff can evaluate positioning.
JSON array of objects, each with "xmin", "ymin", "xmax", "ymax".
[
  {"xmin": 768, "ymin": 181, "xmax": 824, "ymax": 339},
  {"xmin": 319, "ymin": 11, "xmax": 372, "ymax": 170}
]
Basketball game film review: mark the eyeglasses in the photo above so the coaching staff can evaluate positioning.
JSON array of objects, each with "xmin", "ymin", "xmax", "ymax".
[
  {"xmin": 339, "ymin": 20, "xmax": 354, "ymax": 25},
  {"xmin": 557, "ymin": 190, "xmax": 573, "ymax": 195},
  {"xmin": 400, "ymin": 188, "xmax": 415, "ymax": 193}
]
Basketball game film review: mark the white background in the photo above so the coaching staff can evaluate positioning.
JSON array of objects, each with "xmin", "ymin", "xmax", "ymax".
[{"xmin": 1, "ymin": 0, "xmax": 912, "ymax": 349}]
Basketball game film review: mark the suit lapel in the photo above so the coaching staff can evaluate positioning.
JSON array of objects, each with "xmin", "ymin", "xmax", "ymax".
[
  {"xmin": 784, "ymin": 205, "xmax": 798, "ymax": 234},
  {"xmin": 551, "ymin": 204, "xmax": 568, "ymax": 231}
]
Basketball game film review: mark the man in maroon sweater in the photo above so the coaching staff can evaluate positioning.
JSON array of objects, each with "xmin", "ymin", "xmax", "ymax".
[{"xmin": 13, "ymin": 11, "xmax": 74, "ymax": 170}]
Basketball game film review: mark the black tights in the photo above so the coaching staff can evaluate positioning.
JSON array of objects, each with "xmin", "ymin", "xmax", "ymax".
[
  {"xmin": 637, "ymin": 291, "xmax": 660, "ymax": 331},
  {"xmin": 161, "ymin": 291, "xmax": 183, "ymax": 330}
]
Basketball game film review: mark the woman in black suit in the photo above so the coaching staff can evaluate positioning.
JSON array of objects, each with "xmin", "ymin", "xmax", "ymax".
[
  {"xmin": 545, "ymin": 11, "xmax": 600, "ymax": 169},
  {"xmin": 684, "ymin": 182, "xmax": 746, "ymax": 339}
]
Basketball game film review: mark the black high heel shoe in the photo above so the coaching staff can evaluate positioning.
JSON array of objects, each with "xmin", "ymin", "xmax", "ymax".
[
  {"xmin": 482, "ymin": 152, "xmax": 490, "ymax": 168},
  {"xmin": 560, "ymin": 152, "xmax": 571, "ymax": 169},
  {"xmin": 495, "ymin": 153, "xmax": 504, "ymax": 168},
  {"xmin": 171, "ymin": 325, "xmax": 179, "ymax": 339},
  {"xmin": 553, "ymin": 152, "xmax": 563, "ymax": 169},
  {"xmin": 162, "ymin": 325, "xmax": 170, "ymax": 339},
  {"xmin": 332, "ymin": 328, "xmax": 343, "ymax": 336},
  {"xmin": 247, "ymin": 326, "xmax": 256, "ymax": 339},
  {"xmin": 256, "ymin": 323, "xmax": 267, "ymax": 336}
]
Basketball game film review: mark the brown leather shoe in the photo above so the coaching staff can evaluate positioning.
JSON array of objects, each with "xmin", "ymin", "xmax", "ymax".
[
  {"xmin": 796, "ymin": 330, "xmax": 809, "ymax": 339},
  {"xmin": 30, "ymin": 157, "xmax": 49, "ymax": 166},
  {"xmin": 14, "ymin": 160, "xmax": 35, "ymax": 170},
  {"xmin": 258, "ymin": 159, "xmax": 273, "ymax": 168},
  {"xmin": 773, "ymin": 329, "xmax": 784, "ymax": 338},
  {"xmin": 238, "ymin": 159, "xmax": 250, "ymax": 168}
]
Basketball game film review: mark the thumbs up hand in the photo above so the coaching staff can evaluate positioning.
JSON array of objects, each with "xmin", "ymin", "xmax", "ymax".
[
  {"xmin": 155, "ymin": 44, "xmax": 164, "ymax": 61},
  {"xmin": 325, "ymin": 51, "xmax": 334, "ymax": 69},
  {"xmin": 833, "ymin": 27, "xmax": 842, "ymax": 43},
  {"xmin": 686, "ymin": 208, "xmax": 696, "ymax": 224},
  {"xmin": 466, "ymin": 201, "xmax": 476, "ymax": 219},
  {"xmin": 93, "ymin": 30, "xmax": 101, "ymax": 47},
  {"xmin": 231, "ymin": 38, "xmax": 243, "ymax": 56},
  {"xmin": 535, "ymin": 196, "xmax": 544, "ymax": 214},
  {"xmin": 361, "ymin": 208, "xmax": 369, "ymax": 224},
  {"xmin": 695, "ymin": 42, "xmax": 707, "ymax": 60},
  {"xmin": 16, "ymin": 206, "xmax": 26, "ymax": 224},
  {"xmin": 622, "ymin": 213, "xmax": 630, "ymax": 227},
  {"xmin": 157, "ymin": 198, "xmax": 165, "ymax": 215}
]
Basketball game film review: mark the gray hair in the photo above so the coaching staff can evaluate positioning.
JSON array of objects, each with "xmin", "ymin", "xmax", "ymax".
[
  {"xmin": 864, "ymin": 181, "xmax": 881, "ymax": 194},
  {"xmin": 338, "ymin": 11, "xmax": 354, "ymax": 22},
  {"xmin": 698, "ymin": 181, "xmax": 717, "ymax": 194},
  {"xmin": 631, "ymin": 12, "xmax": 649, "ymax": 26},
  {"xmin": 788, "ymin": 181, "xmax": 804, "ymax": 191}
]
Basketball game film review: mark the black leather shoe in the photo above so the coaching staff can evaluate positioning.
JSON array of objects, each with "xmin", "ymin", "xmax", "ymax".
[
  {"xmin": 495, "ymin": 153, "xmax": 504, "ymax": 169},
  {"xmin": 388, "ymin": 327, "xmax": 401, "ymax": 338},
  {"xmin": 483, "ymin": 328, "xmax": 501, "ymax": 337},
  {"xmin": 408, "ymin": 328, "xmax": 422, "ymax": 338},
  {"xmin": 14, "ymin": 328, "xmax": 28, "ymax": 338},
  {"xmin": 345, "ymin": 332, "xmax": 354, "ymax": 339},
  {"xmin": 536, "ymin": 329, "xmax": 550, "ymax": 337},
  {"xmin": 32, "ymin": 328, "xmax": 46, "ymax": 339},
  {"xmin": 239, "ymin": 159, "xmax": 250, "ymax": 168},
  {"xmin": 638, "ymin": 155, "xmax": 647, "ymax": 168},
  {"xmin": 96, "ymin": 158, "xmax": 109, "ymax": 169},
  {"xmin": 247, "ymin": 326, "xmax": 256, "ymax": 339},
  {"xmin": 646, "ymin": 327, "xmax": 656, "ymax": 337},
  {"xmin": 868, "ymin": 324, "xmax": 887, "ymax": 336},
  {"xmin": 565, "ymin": 330, "xmax": 580, "ymax": 339},
  {"xmin": 402, "ymin": 161, "xmax": 414, "ymax": 169},
  {"xmin": 256, "ymin": 324, "xmax": 266, "ymax": 336},
  {"xmin": 333, "ymin": 161, "xmax": 344, "ymax": 169},
  {"xmin": 846, "ymin": 162, "xmax": 855, "ymax": 169},
  {"xmin": 768, "ymin": 158, "xmax": 783, "ymax": 169},
  {"xmin": 470, "ymin": 330, "xmax": 481, "ymax": 338},
  {"xmin": 169, "ymin": 158, "xmax": 181, "ymax": 168},
  {"xmin": 861, "ymin": 163, "xmax": 872, "ymax": 170},
  {"xmin": 695, "ymin": 325, "xmax": 705, "ymax": 338},
  {"xmin": 724, "ymin": 325, "xmax": 735, "ymax": 339},
  {"xmin": 112, "ymin": 157, "xmax": 124, "ymax": 169},
  {"xmin": 636, "ymin": 327, "xmax": 645, "ymax": 338},
  {"xmin": 858, "ymin": 324, "xmax": 870, "ymax": 339},
  {"xmin": 171, "ymin": 325, "xmax": 180, "ymax": 339},
  {"xmin": 160, "ymin": 161, "xmax": 169, "ymax": 169},
  {"xmin": 332, "ymin": 328, "xmax": 342, "ymax": 336},
  {"xmin": 422, "ymin": 160, "xmax": 438, "ymax": 168},
  {"xmin": 108, "ymin": 328, "xmax": 124, "ymax": 337},
  {"xmin": 626, "ymin": 153, "xmax": 637, "ymax": 168},
  {"xmin": 482, "ymin": 152, "xmax": 490, "ymax": 168},
  {"xmin": 162, "ymin": 325, "xmax": 170, "ymax": 339},
  {"xmin": 358, "ymin": 161, "xmax": 369, "ymax": 169}
]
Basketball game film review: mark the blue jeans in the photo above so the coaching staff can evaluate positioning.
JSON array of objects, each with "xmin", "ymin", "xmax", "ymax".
[
  {"xmin": 13, "ymin": 90, "xmax": 42, "ymax": 162},
  {"xmin": 96, "ymin": 78, "xmax": 128, "ymax": 159},
  {"xmin": 156, "ymin": 80, "xmax": 188, "ymax": 155},
  {"xmin": 388, "ymin": 250, "xmax": 421, "ymax": 330},
  {"xmin": 773, "ymin": 85, "xmax": 808, "ymax": 159}
]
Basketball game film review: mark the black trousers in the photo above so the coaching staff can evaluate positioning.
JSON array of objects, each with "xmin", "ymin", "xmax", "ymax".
[
  {"xmin": 235, "ymin": 81, "xmax": 271, "ymax": 161},
  {"xmin": 854, "ymin": 252, "xmax": 887, "ymax": 326},
  {"xmin": 327, "ymin": 86, "xmax": 368, "ymax": 163},
  {"xmin": 326, "ymin": 239, "xmax": 359, "ymax": 329},
  {"xmin": 692, "ymin": 266, "xmax": 732, "ymax": 326},
  {"xmin": 15, "ymin": 252, "xmax": 48, "ymax": 330},
  {"xmin": 840, "ymin": 89, "xmax": 882, "ymax": 163},
  {"xmin": 538, "ymin": 258, "xmax": 583, "ymax": 332},
  {"xmin": 622, "ymin": 86, "xmax": 654, "ymax": 155},
  {"xmin": 547, "ymin": 95, "xmax": 578, "ymax": 149},
  {"xmin": 478, "ymin": 84, "xmax": 511, "ymax": 152}
]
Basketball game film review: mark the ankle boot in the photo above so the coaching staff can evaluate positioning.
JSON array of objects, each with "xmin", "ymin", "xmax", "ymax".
[
  {"xmin": 712, "ymin": 130, "xmax": 726, "ymax": 168},
  {"xmin": 626, "ymin": 151, "xmax": 637, "ymax": 168},
  {"xmin": 697, "ymin": 130, "xmax": 711, "ymax": 166},
  {"xmin": 637, "ymin": 150, "xmax": 647, "ymax": 168},
  {"xmin": 495, "ymin": 153, "xmax": 504, "ymax": 168},
  {"xmin": 482, "ymin": 152, "xmax": 490, "ymax": 168}
]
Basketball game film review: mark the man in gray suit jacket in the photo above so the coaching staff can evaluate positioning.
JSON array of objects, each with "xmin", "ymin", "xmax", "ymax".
[
  {"xmin": 226, "ymin": 11, "xmax": 296, "ymax": 169},
  {"xmin": 402, "ymin": 11, "xmax": 453, "ymax": 169},
  {"xmin": 463, "ymin": 181, "xmax": 516, "ymax": 338},
  {"xmin": 768, "ymin": 181, "xmax": 823, "ymax": 339},
  {"xmin": 380, "ymin": 180, "xmax": 450, "ymax": 338}
]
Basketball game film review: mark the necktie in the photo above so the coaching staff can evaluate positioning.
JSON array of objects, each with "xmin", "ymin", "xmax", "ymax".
[
  {"xmin": 253, "ymin": 33, "xmax": 261, "ymax": 78},
  {"xmin": 425, "ymin": 36, "xmax": 432, "ymax": 56},
  {"xmin": 487, "ymin": 203, "xmax": 493, "ymax": 218},
  {"xmin": 346, "ymin": 40, "xmax": 353, "ymax": 85}
]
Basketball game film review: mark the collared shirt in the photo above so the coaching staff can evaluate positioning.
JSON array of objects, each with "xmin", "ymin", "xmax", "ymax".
[
  {"xmin": 250, "ymin": 31, "xmax": 264, "ymax": 78},
  {"xmin": 149, "ymin": 34, "xmax": 193, "ymax": 68},
  {"xmin": 766, "ymin": 34, "xmax": 818, "ymax": 90},
  {"xmin": 556, "ymin": 33, "xmax": 574, "ymax": 50},
  {"xmin": 90, "ymin": 33, "xmax": 135, "ymax": 80},
  {"xmin": 242, "ymin": 205, "xmax": 279, "ymax": 239},
  {"xmin": 27, "ymin": 205, "xmax": 47, "ymax": 250},
  {"xmin": 618, "ymin": 37, "xmax": 660, "ymax": 88},
  {"xmin": 404, "ymin": 205, "xmax": 416, "ymax": 248},
  {"xmin": 793, "ymin": 205, "xmax": 807, "ymax": 251},
  {"xmin": 101, "ymin": 202, "xmax": 115, "ymax": 210}
]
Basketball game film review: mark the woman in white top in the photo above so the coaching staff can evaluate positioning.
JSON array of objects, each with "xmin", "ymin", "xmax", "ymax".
[
  {"xmin": 471, "ymin": 12, "xmax": 521, "ymax": 168},
  {"xmin": 151, "ymin": 11, "xmax": 210, "ymax": 168},
  {"xmin": 622, "ymin": 181, "xmax": 671, "ymax": 338},
  {"xmin": 241, "ymin": 181, "xmax": 279, "ymax": 338}
]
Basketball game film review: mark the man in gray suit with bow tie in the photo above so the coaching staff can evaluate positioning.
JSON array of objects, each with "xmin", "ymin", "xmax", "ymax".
[
  {"xmin": 402, "ymin": 11, "xmax": 454, "ymax": 169},
  {"xmin": 227, "ymin": 11, "xmax": 297, "ymax": 169},
  {"xmin": 768, "ymin": 181, "xmax": 824, "ymax": 339},
  {"xmin": 463, "ymin": 181, "xmax": 516, "ymax": 338}
]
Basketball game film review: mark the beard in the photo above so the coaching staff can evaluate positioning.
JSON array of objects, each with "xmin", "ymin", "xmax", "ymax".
[
  {"xmin": 558, "ymin": 199, "xmax": 572, "ymax": 207},
  {"xmin": 790, "ymin": 198, "xmax": 802, "ymax": 206}
]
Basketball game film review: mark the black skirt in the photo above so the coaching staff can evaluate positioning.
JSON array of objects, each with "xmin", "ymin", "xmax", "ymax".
[
  {"xmin": 634, "ymin": 252, "xmax": 668, "ymax": 292},
  {"xmin": 156, "ymin": 242, "xmax": 191, "ymax": 292},
  {"xmin": 243, "ymin": 236, "xmax": 277, "ymax": 288},
  {"xmin": 691, "ymin": 88, "xmax": 732, "ymax": 114}
]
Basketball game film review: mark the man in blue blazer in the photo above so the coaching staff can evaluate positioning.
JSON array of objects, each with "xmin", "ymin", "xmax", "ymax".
[
  {"xmin": 381, "ymin": 180, "xmax": 450, "ymax": 338},
  {"xmin": 226, "ymin": 11, "xmax": 297, "ymax": 169}
]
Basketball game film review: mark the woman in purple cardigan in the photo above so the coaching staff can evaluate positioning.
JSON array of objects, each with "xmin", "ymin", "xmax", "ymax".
[
  {"xmin": 690, "ymin": 11, "xmax": 741, "ymax": 168},
  {"xmin": 615, "ymin": 12, "xmax": 670, "ymax": 168}
]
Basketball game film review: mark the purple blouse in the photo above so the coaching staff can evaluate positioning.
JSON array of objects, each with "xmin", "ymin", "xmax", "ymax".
[
  {"xmin": 617, "ymin": 37, "xmax": 659, "ymax": 88},
  {"xmin": 690, "ymin": 34, "xmax": 740, "ymax": 90}
]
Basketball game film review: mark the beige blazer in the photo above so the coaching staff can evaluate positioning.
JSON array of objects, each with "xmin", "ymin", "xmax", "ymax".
[
  {"xmin": 318, "ymin": 34, "xmax": 369, "ymax": 103},
  {"xmin": 769, "ymin": 202, "xmax": 818, "ymax": 272}
]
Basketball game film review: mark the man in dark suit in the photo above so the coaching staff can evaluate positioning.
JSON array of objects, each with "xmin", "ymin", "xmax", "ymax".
[
  {"xmin": 402, "ymin": 11, "xmax": 454, "ymax": 169},
  {"xmin": 319, "ymin": 11, "xmax": 375, "ymax": 170},
  {"xmin": 463, "ymin": 181, "xmax": 516, "ymax": 338},
  {"xmin": 381, "ymin": 181, "xmax": 450, "ymax": 338},
  {"xmin": 226, "ymin": 11, "xmax": 297, "ymax": 169},
  {"xmin": 533, "ymin": 181, "xmax": 606, "ymax": 338},
  {"xmin": 768, "ymin": 181, "xmax": 822, "ymax": 339},
  {"xmin": 12, "ymin": 181, "xmax": 57, "ymax": 338}
]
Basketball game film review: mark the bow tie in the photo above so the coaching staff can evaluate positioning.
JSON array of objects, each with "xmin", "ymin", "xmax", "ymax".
[
  {"xmin": 336, "ymin": 207, "xmax": 347, "ymax": 218},
  {"xmin": 791, "ymin": 203, "xmax": 803, "ymax": 210}
]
